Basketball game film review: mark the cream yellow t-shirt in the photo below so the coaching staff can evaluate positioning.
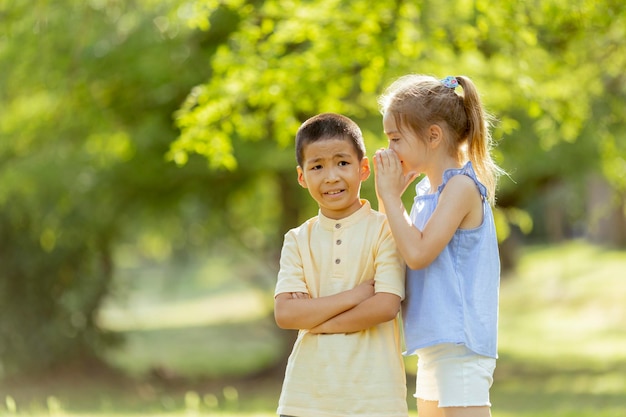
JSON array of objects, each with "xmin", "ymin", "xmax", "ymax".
[{"xmin": 275, "ymin": 200, "xmax": 407, "ymax": 417}]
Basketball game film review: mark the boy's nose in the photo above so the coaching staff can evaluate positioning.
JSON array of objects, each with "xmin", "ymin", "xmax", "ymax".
[{"xmin": 325, "ymin": 168, "xmax": 340, "ymax": 182}]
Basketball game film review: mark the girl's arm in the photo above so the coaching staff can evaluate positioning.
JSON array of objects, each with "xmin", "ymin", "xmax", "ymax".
[
  {"xmin": 274, "ymin": 279, "xmax": 375, "ymax": 330},
  {"xmin": 375, "ymin": 151, "xmax": 481, "ymax": 270},
  {"xmin": 308, "ymin": 292, "xmax": 401, "ymax": 334}
]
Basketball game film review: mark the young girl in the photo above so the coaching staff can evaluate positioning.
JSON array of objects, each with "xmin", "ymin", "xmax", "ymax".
[{"xmin": 374, "ymin": 75, "xmax": 503, "ymax": 417}]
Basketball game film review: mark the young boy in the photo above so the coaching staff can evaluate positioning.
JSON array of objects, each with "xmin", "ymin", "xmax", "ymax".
[{"xmin": 274, "ymin": 113, "xmax": 408, "ymax": 417}]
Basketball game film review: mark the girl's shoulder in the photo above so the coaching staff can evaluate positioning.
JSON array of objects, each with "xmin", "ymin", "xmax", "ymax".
[
  {"xmin": 439, "ymin": 163, "xmax": 486, "ymax": 229},
  {"xmin": 439, "ymin": 161, "xmax": 487, "ymax": 199}
]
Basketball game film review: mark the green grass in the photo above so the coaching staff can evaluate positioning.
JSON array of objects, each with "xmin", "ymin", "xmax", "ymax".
[
  {"xmin": 498, "ymin": 242, "xmax": 626, "ymax": 365},
  {"xmin": 1, "ymin": 240, "xmax": 626, "ymax": 416},
  {"xmin": 492, "ymin": 241, "xmax": 626, "ymax": 417},
  {"xmin": 105, "ymin": 319, "xmax": 282, "ymax": 378}
]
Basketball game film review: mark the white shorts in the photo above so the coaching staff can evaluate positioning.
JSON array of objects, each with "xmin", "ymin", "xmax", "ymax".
[{"xmin": 414, "ymin": 343, "xmax": 496, "ymax": 408}]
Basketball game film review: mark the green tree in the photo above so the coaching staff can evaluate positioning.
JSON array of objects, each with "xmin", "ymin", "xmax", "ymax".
[
  {"xmin": 172, "ymin": 0, "xmax": 626, "ymax": 245},
  {"xmin": 0, "ymin": 0, "xmax": 217, "ymax": 374},
  {"xmin": 2, "ymin": 0, "xmax": 625, "ymax": 376}
]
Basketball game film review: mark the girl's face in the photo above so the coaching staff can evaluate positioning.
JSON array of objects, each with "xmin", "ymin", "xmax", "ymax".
[
  {"xmin": 297, "ymin": 137, "xmax": 370, "ymax": 220},
  {"xmin": 382, "ymin": 111, "xmax": 429, "ymax": 175}
]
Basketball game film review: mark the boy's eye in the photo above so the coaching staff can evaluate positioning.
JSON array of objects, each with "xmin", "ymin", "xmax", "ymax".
[
  {"xmin": 310, "ymin": 164, "xmax": 322, "ymax": 170},
  {"xmin": 338, "ymin": 161, "xmax": 349, "ymax": 166}
]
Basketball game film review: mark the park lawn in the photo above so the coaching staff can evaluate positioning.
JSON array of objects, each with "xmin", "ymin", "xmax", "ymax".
[
  {"xmin": 491, "ymin": 241, "xmax": 626, "ymax": 417},
  {"xmin": 1, "ymin": 241, "xmax": 625, "ymax": 416}
]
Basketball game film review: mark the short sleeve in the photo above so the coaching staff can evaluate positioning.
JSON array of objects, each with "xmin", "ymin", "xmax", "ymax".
[
  {"xmin": 274, "ymin": 230, "xmax": 309, "ymax": 297},
  {"xmin": 373, "ymin": 220, "xmax": 406, "ymax": 300}
]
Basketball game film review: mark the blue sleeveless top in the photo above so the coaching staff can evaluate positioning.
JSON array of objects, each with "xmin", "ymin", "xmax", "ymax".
[{"xmin": 402, "ymin": 161, "xmax": 500, "ymax": 358}]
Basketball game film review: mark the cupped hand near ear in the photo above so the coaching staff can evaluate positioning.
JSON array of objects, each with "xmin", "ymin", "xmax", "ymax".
[{"xmin": 373, "ymin": 149, "xmax": 417, "ymax": 201}]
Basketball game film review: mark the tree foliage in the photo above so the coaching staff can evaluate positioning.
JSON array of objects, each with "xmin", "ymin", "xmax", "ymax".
[
  {"xmin": 0, "ymin": 0, "xmax": 214, "ymax": 374},
  {"xmin": 1, "ymin": 0, "xmax": 625, "ymax": 375},
  {"xmin": 171, "ymin": 0, "xmax": 626, "ymax": 240}
]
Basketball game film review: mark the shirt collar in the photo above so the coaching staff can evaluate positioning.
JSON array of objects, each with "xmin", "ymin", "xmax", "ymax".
[{"xmin": 318, "ymin": 199, "xmax": 371, "ymax": 231}]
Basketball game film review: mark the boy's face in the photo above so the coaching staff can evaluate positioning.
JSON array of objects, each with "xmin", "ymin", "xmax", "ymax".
[{"xmin": 297, "ymin": 137, "xmax": 370, "ymax": 220}]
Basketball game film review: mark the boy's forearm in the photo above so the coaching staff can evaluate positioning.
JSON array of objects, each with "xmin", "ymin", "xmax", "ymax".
[
  {"xmin": 274, "ymin": 290, "xmax": 362, "ymax": 330},
  {"xmin": 310, "ymin": 292, "xmax": 401, "ymax": 334}
]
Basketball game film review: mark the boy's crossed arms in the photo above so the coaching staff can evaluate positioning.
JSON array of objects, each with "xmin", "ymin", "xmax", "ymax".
[{"xmin": 274, "ymin": 279, "xmax": 401, "ymax": 334}]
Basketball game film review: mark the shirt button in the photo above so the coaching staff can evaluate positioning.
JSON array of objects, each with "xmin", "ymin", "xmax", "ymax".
[
  {"xmin": 335, "ymin": 223, "xmax": 341, "ymax": 229},
  {"xmin": 335, "ymin": 258, "xmax": 341, "ymax": 264},
  {"xmin": 336, "ymin": 239, "xmax": 342, "ymax": 245}
]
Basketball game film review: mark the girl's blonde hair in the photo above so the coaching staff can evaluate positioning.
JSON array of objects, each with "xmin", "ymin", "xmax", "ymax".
[{"xmin": 379, "ymin": 74, "xmax": 503, "ymax": 205}]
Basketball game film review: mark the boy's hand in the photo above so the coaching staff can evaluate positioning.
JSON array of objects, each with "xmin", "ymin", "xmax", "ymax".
[
  {"xmin": 290, "ymin": 292, "xmax": 310, "ymax": 299},
  {"xmin": 351, "ymin": 279, "xmax": 375, "ymax": 304}
]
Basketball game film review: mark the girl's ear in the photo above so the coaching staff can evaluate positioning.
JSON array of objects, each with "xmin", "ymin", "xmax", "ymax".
[
  {"xmin": 428, "ymin": 124, "xmax": 444, "ymax": 147},
  {"xmin": 360, "ymin": 157, "xmax": 371, "ymax": 181},
  {"xmin": 296, "ymin": 166, "xmax": 308, "ymax": 188}
]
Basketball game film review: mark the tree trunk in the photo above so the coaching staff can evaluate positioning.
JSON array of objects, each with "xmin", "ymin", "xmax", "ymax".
[{"xmin": 586, "ymin": 175, "xmax": 626, "ymax": 246}]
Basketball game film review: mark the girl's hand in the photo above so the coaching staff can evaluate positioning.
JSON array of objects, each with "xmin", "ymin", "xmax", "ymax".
[{"xmin": 374, "ymin": 148, "xmax": 417, "ymax": 201}]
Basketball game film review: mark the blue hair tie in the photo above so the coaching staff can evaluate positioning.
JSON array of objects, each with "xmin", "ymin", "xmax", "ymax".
[{"xmin": 441, "ymin": 76, "xmax": 459, "ymax": 89}]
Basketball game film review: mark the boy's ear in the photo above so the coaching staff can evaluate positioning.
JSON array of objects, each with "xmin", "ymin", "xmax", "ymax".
[
  {"xmin": 428, "ymin": 124, "xmax": 444, "ymax": 147},
  {"xmin": 296, "ymin": 166, "xmax": 308, "ymax": 188},
  {"xmin": 360, "ymin": 157, "xmax": 371, "ymax": 181}
]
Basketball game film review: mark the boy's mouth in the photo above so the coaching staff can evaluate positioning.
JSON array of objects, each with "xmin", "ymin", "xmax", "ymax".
[{"xmin": 325, "ymin": 189, "xmax": 344, "ymax": 196}]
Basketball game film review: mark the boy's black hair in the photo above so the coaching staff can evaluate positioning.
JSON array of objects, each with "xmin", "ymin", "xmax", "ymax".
[{"xmin": 295, "ymin": 113, "xmax": 366, "ymax": 167}]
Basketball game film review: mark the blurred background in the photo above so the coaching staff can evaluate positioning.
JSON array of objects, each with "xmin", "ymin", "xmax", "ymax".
[{"xmin": 1, "ymin": 0, "xmax": 625, "ymax": 416}]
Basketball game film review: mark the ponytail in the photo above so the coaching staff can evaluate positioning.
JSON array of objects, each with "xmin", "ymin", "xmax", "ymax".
[{"xmin": 456, "ymin": 76, "xmax": 503, "ymax": 205}]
